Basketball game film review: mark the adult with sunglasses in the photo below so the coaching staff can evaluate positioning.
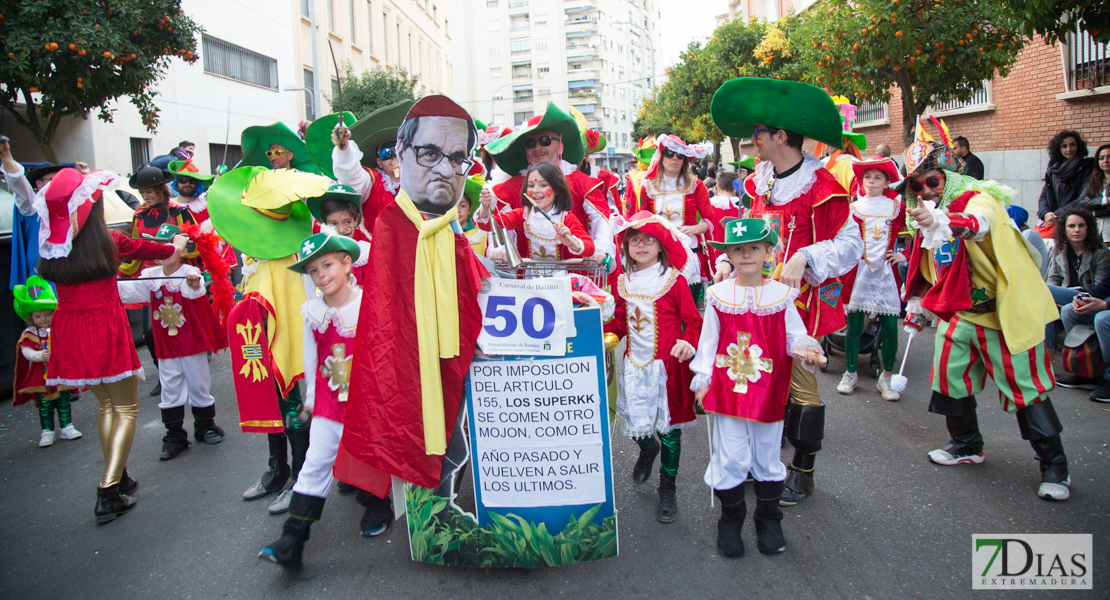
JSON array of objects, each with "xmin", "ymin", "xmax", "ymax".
[
  {"xmin": 326, "ymin": 100, "xmax": 414, "ymax": 238},
  {"xmin": 482, "ymin": 103, "xmax": 615, "ymax": 263},
  {"xmin": 899, "ymin": 126, "xmax": 1071, "ymax": 502},
  {"xmin": 709, "ymin": 78, "xmax": 863, "ymax": 507},
  {"xmin": 627, "ymin": 134, "xmax": 717, "ymax": 299},
  {"xmin": 336, "ymin": 96, "xmax": 489, "ymax": 510}
]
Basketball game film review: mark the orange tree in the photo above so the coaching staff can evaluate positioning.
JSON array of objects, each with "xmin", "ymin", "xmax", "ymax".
[
  {"xmin": 795, "ymin": 0, "xmax": 1024, "ymax": 145},
  {"xmin": 1013, "ymin": 0, "xmax": 1108, "ymax": 44},
  {"xmin": 0, "ymin": 1, "xmax": 201, "ymax": 163}
]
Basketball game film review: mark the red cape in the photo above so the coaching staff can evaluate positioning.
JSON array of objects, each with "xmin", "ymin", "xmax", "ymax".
[{"xmin": 336, "ymin": 202, "xmax": 488, "ymax": 495}]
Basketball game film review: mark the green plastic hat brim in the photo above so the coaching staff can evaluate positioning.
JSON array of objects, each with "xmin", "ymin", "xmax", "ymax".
[
  {"xmin": 306, "ymin": 188, "xmax": 364, "ymax": 224},
  {"xmin": 486, "ymin": 102, "xmax": 585, "ymax": 175},
  {"xmin": 843, "ymin": 131, "xmax": 868, "ymax": 152},
  {"xmin": 349, "ymin": 99, "xmax": 414, "ymax": 168},
  {"xmin": 463, "ymin": 177, "xmax": 483, "ymax": 204},
  {"xmin": 141, "ymin": 223, "xmax": 182, "ymax": 242},
  {"xmin": 711, "ymin": 78, "xmax": 845, "ymax": 150},
  {"xmin": 167, "ymin": 160, "xmax": 214, "ymax": 183},
  {"xmin": 13, "ymin": 275, "xmax": 57, "ymax": 321},
  {"xmin": 474, "ymin": 119, "xmax": 489, "ymax": 131},
  {"xmin": 585, "ymin": 132, "xmax": 607, "ymax": 154},
  {"xmin": 207, "ymin": 166, "xmax": 314, "ymax": 260},
  {"xmin": 706, "ymin": 218, "xmax": 779, "ymax": 251},
  {"xmin": 239, "ymin": 122, "xmax": 322, "ymax": 175},
  {"xmin": 306, "ymin": 112, "xmax": 357, "ymax": 179},
  {"xmin": 634, "ymin": 146, "xmax": 656, "ymax": 164},
  {"xmin": 286, "ymin": 233, "xmax": 361, "ymax": 274}
]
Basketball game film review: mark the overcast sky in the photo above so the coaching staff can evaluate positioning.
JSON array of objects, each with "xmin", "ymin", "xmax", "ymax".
[{"xmin": 657, "ymin": 4, "xmax": 722, "ymax": 74}]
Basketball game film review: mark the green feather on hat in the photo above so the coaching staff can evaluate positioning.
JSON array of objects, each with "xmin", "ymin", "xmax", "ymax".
[
  {"xmin": 485, "ymin": 102, "xmax": 585, "ymax": 175},
  {"xmin": 13, "ymin": 275, "xmax": 58, "ymax": 321},
  {"xmin": 239, "ymin": 121, "xmax": 323, "ymax": 175},
  {"xmin": 711, "ymin": 78, "xmax": 845, "ymax": 149}
]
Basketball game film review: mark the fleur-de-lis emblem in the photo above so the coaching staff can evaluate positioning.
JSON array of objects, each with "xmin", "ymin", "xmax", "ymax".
[
  {"xmin": 868, "ymin": 223, "xmax": 885, "ymax": 242},
  {"xmin": 153, "ymin": 296, "xmax": 185, "ymax": 336},
  {"xmin": 629, "ymin": 305, "xmax": 651, "ymax": 333},
  {"xmin": 534, "ymin": 245, "xmax": 556, "ymax": 261},
  {"xmin": 236, "ymin": 319, "xmax": 269, "ymax": 382},
  {"xmin": 660, "ymin": 199, "xmax": 681, "ymax": 222},
  {"xmin": 320, "ymin": 343, "xmax": 353, "ymax": 402},
  {"xmin": 715, "ymin": 332, "xmax": 773, "ymax": 394}
]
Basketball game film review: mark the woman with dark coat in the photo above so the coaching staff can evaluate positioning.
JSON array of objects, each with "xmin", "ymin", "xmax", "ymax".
[{"xmin": 1038, "ymin": 130, "xmax": 1095, "ymax": 225}]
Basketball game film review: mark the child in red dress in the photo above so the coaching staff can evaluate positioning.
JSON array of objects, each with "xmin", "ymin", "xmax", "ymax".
[
  {"xmin": 308, "ymin": 183, "xmax": 372, "ymax": 286},
  {"xmin": 692, "ymin": 218, "xmax": 824, "ymax": 558}
]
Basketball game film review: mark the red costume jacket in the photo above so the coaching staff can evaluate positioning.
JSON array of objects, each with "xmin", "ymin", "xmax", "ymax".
[{"xmin": 477, "ymin": 207, "xmax": 595, "ymax": 261}]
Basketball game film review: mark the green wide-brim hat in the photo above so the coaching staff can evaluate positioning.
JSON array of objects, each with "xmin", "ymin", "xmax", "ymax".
[
  {"xmin": 707, "ymin": 217, "xmax": 779, "ymax": 251},
  {"xmin": 462, "ymin": 175, "xmax": 484, "ymax": 205},
  {"xmin": 167, "ymin": 160, "xmax": 214, "ymax": 183},
  {"xmin": 286, "ymin": 230, "xmax": 361, "ymax": 274},
  {"xmin": 349, "ymin": 99, "xmax": 415, "ymax": 167},
  {"xmin": 239, "ymin": 121, "xmax": 322, "ymax": 175},
  {"xmin": 207, "ymin": 166, "xmax": 314, "ymax": 260},
  {"xmin": 584, "ymin": 130, "xmax": 607, "ymax": 154},
  {"xmin": 305, "ymin": 183, "xmax": 363, "ymax": 224},
  {"xmin": 13, "ymin": 275, "xmax": 57, "ymax": 321},
  {"xmin": 843, "ymin": 131, "xmax": 868, "ymax": 152},
  {"xmin": 729, "ymin": 155, "xmax": 756, "ymax": 171},
  {"xmin": 142, "ymin": 223, "xmax": 182, "ymax": 242},
  {"xmin": 305, "ymin": 111, "xmax": 357, "ymax": 180},
  {"xmin": 711, "ymin": 78, "xmax": 845, "ymax": 150},
  {"xmin": 633, "ymin": 144, "xmax": 656, "ymax": 165},
  {"xmin": 486, "ymin": 102, "xmax": 585, "ymax": 175}
]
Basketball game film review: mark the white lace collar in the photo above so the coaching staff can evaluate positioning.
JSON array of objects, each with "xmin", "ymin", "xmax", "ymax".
[
  {"xmin": 620, "ymin": 266, "xmax": 678, "ymax": 300},
  {"xmin": 303, "ymin": 288, "xmax": 362, "ymax": 338},
  {"xmin": 710, "ymin": 195, "xmax": 737, "ymax": 210},
  {"xmin": 179, "ymin": 193, "xmax": 207, "ymax": 213},
  {"xmin": 753, "ymin": 153, "xmax": 823, "ymax": 206},
  {"xmin": 375, "ymin": 169, "xmax": 400, "ymax": 196},
  {"xmin": 707, "ymin": 279, "xmax": 798, "ymax": 315}
]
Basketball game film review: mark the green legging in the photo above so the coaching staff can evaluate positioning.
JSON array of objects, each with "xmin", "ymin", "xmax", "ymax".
[
  {"xmin": 36, "ymin": 390, "xmax": 73, "ymax": 431},
  {"xmin": 845, "ymin": 312, "xmax": 899, "ymax": 373},
  {"xmin": 278, "ymin": 382, "xmax": 307, "ymax": 430},
  {"xmin": 635, "ymin": 429, "xmax": 682, "ymax": 476}
]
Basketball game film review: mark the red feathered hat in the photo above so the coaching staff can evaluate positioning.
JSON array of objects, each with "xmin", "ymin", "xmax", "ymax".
[
  {"xmin": 35, "ymin": 168, "xmax": 120, "ymax": 259},
  {"xmin": 644, "ymin": 134, "xmax": 710, "ymax": 179},
  {"xmin": 851, "ymin": 156, "xmax": 902, "ymax": 186},
  {"xmin": 615, "ymin": 210, "xmax": 695, "ymax": 275}
]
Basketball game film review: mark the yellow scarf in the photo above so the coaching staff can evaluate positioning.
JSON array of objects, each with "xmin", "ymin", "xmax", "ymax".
[{"xmin": 395, "ymin": 190, "xmax": 460, "ymax": 455}]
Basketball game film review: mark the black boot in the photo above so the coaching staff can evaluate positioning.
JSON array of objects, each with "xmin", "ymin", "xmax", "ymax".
[
  {"xmin": 159, "ymin": 406, "xmax": 192, "ymax": 461},
  {"xmin": 259, "ymin": 493, "xmax": 325, "ymax": 571},
  {"xmin": 1016, "ymin": 400, "xmax": 1070, "ymax": 501},
  {"xmin": 631, "ymin": 441, "xmax": 659, "ymax": 485},
  {"xmin": 781, "ymin": 403, "xmax": 824, "ymax": 506},
  {"xmin": 244, "ymin": 433, "xmax": 290, "ymax": 500},
  {"xmin": 192, "ymin": 404, "xmax": 224, "ymax": 444},
  {"xmin": 928, "ymin": 393, "xmax": 984, "ymax": 463},
  {"xmin": 656, "ymin": 474, "xmax": 678, "ymax": 523},
  {"xmin": 286, "ymin": 427, "xmax": 311, "ymax": 483},
  {"xmin": 714, "ymin": 483, "xmax": 746, "ymax": 558},
  {"xmin": 753, "ymin": 480, "xmax": 787, "ymax": 554},
  {"xmin": 95, "ymin": 483, "xmax": 138, "ymax": 524},
  {"xmin": 357, "ymin": 489, "xmax": 395, "ymax": 536},
  {"xmin": 119, "ymin": 468, "xmax": 139, "ymax": 495}
]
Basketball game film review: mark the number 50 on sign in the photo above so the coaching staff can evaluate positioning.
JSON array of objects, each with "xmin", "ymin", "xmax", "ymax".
[{"xmin": 477, "ymin": 278, "xmax": 570, "ymax": 356}]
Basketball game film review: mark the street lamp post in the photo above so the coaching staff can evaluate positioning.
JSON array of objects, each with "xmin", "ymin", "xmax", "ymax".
[
  {"xmin": 490, "ymin": 81, "xmax": 513, "ymax": 127},
  {"xmin": 283, "ymin": 86, "xmax": 316, "ymax": 121}
]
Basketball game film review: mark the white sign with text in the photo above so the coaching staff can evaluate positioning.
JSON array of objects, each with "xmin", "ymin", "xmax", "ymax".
[{"xmin": 477, "ymin": 277, "xmax": 570, "ymax": 356}]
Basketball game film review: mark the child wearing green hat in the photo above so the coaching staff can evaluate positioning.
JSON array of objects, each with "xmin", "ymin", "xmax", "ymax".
[
  {"xmin": 692, "ymin": 218, "xmax": 824, "ymax": 558},
  {"xmin": 260, "ymin": 228, "xmax": 392, "ymax": 571},
  {"xmin": 13, "ymin": 276, "xmax": 81, "ymax": 447},
  {"xmin": 307, "ymin": 183, "xmax": 372, "ymax": 286}
]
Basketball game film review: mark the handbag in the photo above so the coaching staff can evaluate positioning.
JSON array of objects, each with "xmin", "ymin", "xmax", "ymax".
[{"xmin": 1062, "ymin": 324, "xmax": 1105, "ymax": 379}]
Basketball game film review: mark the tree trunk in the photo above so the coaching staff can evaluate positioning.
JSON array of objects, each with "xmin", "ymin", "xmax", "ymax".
[
  {"xmin": 712, "ymin": 140, "xmax": 721, "ymax": 164},
  {"xmin": 895, "ymin": 69, "xmax": 919, "ymax": 147},
  {"xmin": 36, "ymin": 138, "xmax": 59, "ymax": 165},
  {"xmin": 728, "ymin": 136, "xmax": 741, "ymax": 163}
]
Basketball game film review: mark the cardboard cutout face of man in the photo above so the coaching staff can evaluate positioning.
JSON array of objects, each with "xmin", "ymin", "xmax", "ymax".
[{"xmin": 398, "ymin": 115, "xmax": 473, "ymax": 215}]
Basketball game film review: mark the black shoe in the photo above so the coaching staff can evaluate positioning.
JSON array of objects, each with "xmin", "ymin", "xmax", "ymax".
[
  {"xmin": 119, "ymin": 469, "xmax": 139, "ymax": 496},
  {"xmin": 336, "ymin": 481, "xmax": 356, "ymax": 493},
  {"xmin": 631, "ymin": 443, "xmax": 660, "ymax": 485},
  {"xmin": 754, "ymin": 480, "xmax": 786, "ymax": 555},
  {"xmin": 656, "ymin": 474, "xmax": 678, "ymax": 523},
  {"xmin": 160, "ymin": 439, "xmax": 191, "ymax": 461},
  {"xmin": 779, "ymin": 465, "xmax": 813, "ymax": 507},
  {"xmin": 1088, "ymin": 379, "xmax": 1110, "ymax": 403},
  {"xmin": 95, "ymin": 484, "xmax": 137, "ymax": 524},
  {"xmin": 1056, "ymin": 374, "xmax": 1099, "ymax": 390},
  {"xmin": 714, "ymin": 484, "xmax": 746, "ymax": 558},
  {"xmin": 149, "ymin": 382, "xmax": 161, "ymax": 397},
  {"xmin": 357, "ymin": 490, "xmax": 394, "ymax": 536},
  {"xmin": 259, "ymin": 493, "xmax": 325, "ymax": 571},
  {"xmin": 201, "ymin": 426, "xmax": 225, "ymax": 444}
]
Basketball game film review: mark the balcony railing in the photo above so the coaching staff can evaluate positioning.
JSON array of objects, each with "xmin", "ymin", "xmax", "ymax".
[
  {"xmin": 510, "ymin": 24, "xmax": 529, "ymax": 32},
  {"xmin": 855, "ymin": 99, "xmax": 888, "ymax": 124},
  {"xmin": 511, "ymin": 48, "xmax": 531, "ymax": 55},
  {"xmin": 931, "ymin": 81, "xmax": 991, "ymax": 113},
  {"xmin": 508, "ymin": 0, "xmax": 527, "ymax": 7},
  {"xmin": 514, "ymin": 96, "xmax": 534, "ymax": 102},
  {"xmin": 1066, "ymin": 23, "xmax": 1110, "ymax": 90}
]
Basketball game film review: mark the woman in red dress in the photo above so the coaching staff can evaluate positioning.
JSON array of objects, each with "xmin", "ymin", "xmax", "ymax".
[{"xmin": 34, "ymin": 168, "xmax": 184, "ymax": 524}]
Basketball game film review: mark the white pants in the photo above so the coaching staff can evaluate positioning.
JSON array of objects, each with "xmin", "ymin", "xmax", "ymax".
[
  {"xmin": 293, "ymin": 417, "xmax": 342, "ymax": 499},
  {"xmin": 704, "ymin": 414, "xmax": 787, "ymax": 490},
  {"xmin": 157, "ymin": 353, "xmax": 215, "ymax": 410}
]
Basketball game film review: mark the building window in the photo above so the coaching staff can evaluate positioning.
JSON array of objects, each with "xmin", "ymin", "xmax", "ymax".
[
  {"xmin": 538, "ymin": 87, "xmax": 550, "ymax": 96},
  {"xmin": 510, "ymin": 15, "xmax": 529, "ymax": 32},
  {"xmin": 432, "ymin": 5, "xmax": 437, "ymax": 21},
  {"xmin": 129, "ymin": 138, "xmax": 150, "ymax": 174},
  {"xmin": 327, "ymin": 0, "xmax": 335, "ymax": 31},
  {"xmin": 300, "ymin": 0, "xmax": 309, "ymax": 17},
  {"xmin": 209, "ymin": 143, "xmax": 243, "ymax": 172},
  {"xmin": 397, "ymin": 23, "xmax": 402, "ymax": 65},
  {"xmin": 509, "ymin": 0, "xmax": 528, "ymax": 7},
  {"xmin": 202, "ymin": 34, "xmax": 278, "ymax": 89},
  {"xmin": 490, "ymin": 66, "xmax": 503, "ymax": 77},
  {"xmin": 367, "ymin": 2, "xmax": 374, "ymax": 52},
  {"xmin": 510, "ymin": 36, "xmax": 531, "ymax": 55},
  {"xmin": 303, "ymin": 68, "xmax": 317, "ymax": 120},
  {"xmin": 535, "ymin": 14, "xmax": 547, "ymax": 25},
  {"xmin": 931, "ymin": 80, "xmax": 992, "ymax": 113},
  {"xmin": 488, "ymin": 20, "xmax": 501, "ymax": 31},
  {"xmin": 350, "ymin": 0, "xmax": 357, "ymax": 42},
  {"xmin": 1065, "ymin": 24, "xmax": 1110, "ymax": 90},
  {"xmin": 487, "ymin": 0, "xmax": 498, "ymax": 6},
  {"xmin": 536, "ymin": 39, "xmax": 548, "ymax": 50},
  {"xmin": 383, "ymin": 13, "xmax": 389, "ymax": 61},
  {"xmin": 489, "ymin": 45, "xmax": 501, "ymax": 55},
  {"xmin": 514, "ymin": 109, "xmax": 534, "ymax": 125},
  {"xmin": 537, "ymin": 66, "xmax": 549, "ymax": 73},
  {"xmin": 856, "ymin": 99, "xmax": 889, "ymax": 124},
  {"xmin": 331, "ymin": 78, "xmax": 341, "ymax": 108}
]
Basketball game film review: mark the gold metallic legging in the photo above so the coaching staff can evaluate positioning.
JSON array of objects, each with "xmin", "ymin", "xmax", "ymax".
[{"xmin": 91, "ymin": 377, "xmax": 139, "ymax": 488}]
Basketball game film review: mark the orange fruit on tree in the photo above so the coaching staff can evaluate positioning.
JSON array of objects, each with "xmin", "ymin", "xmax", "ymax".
[
  {"xmin": 79, "ymin": 49, "xmax": 86, "ymax": 55},
  {"xmin": 895, "ymin": 31, "xmax": 902, "ymax": 37},
  {"xmin": 68, "ymin": 43, "xmax": 76, "ymax": 50},
  {"xmin": 29, "ymin": 87, "xmax": 38, "ymax": 92}
]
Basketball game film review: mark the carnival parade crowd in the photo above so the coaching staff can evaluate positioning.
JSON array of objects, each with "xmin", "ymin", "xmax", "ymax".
[{"xmin": 4, "ymin": 76, "xmax": 1109, "ymax": 571}]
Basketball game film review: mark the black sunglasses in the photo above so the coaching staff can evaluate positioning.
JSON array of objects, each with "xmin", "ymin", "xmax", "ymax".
[
  {"xmin": 524, "ymin": 135, "xmax": 557, "ymax": 150},
  {"xmin": 908, "ymin": 176, "xmax": 945, "ymax": 193}
]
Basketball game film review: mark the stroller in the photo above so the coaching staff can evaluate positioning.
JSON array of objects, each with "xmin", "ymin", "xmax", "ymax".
[{"xmin": 821, "ymin": 315, "xmax": 884, "ymax": 378}]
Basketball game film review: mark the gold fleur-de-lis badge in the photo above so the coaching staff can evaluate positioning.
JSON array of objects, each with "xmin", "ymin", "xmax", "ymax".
[
  {"xmin": 629, "ymin": 305, "xmax": 651, "ymax": 333},
  {"xmin": 660, "ymin": 199, "xmax": 681, "ymax": 222},
  {"xmin": 715, "ymin": 332, "xmax": 773, "ymax": 393},
  {"xmin": 534, "ymin": 245, "xmax": 555, "ymax": 261},
  {"xmin": 868, "ymin": 223, "xmax": 885, "ymax": 242},
  {"xmin": 153, "ymin": 296, "xmax": 185, "ymax": 336}
]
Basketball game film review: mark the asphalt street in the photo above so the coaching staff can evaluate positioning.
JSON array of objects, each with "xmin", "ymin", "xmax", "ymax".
[{"xmin": 1, "ymin": 326, "xmax": 1107, "ymax": 599}]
